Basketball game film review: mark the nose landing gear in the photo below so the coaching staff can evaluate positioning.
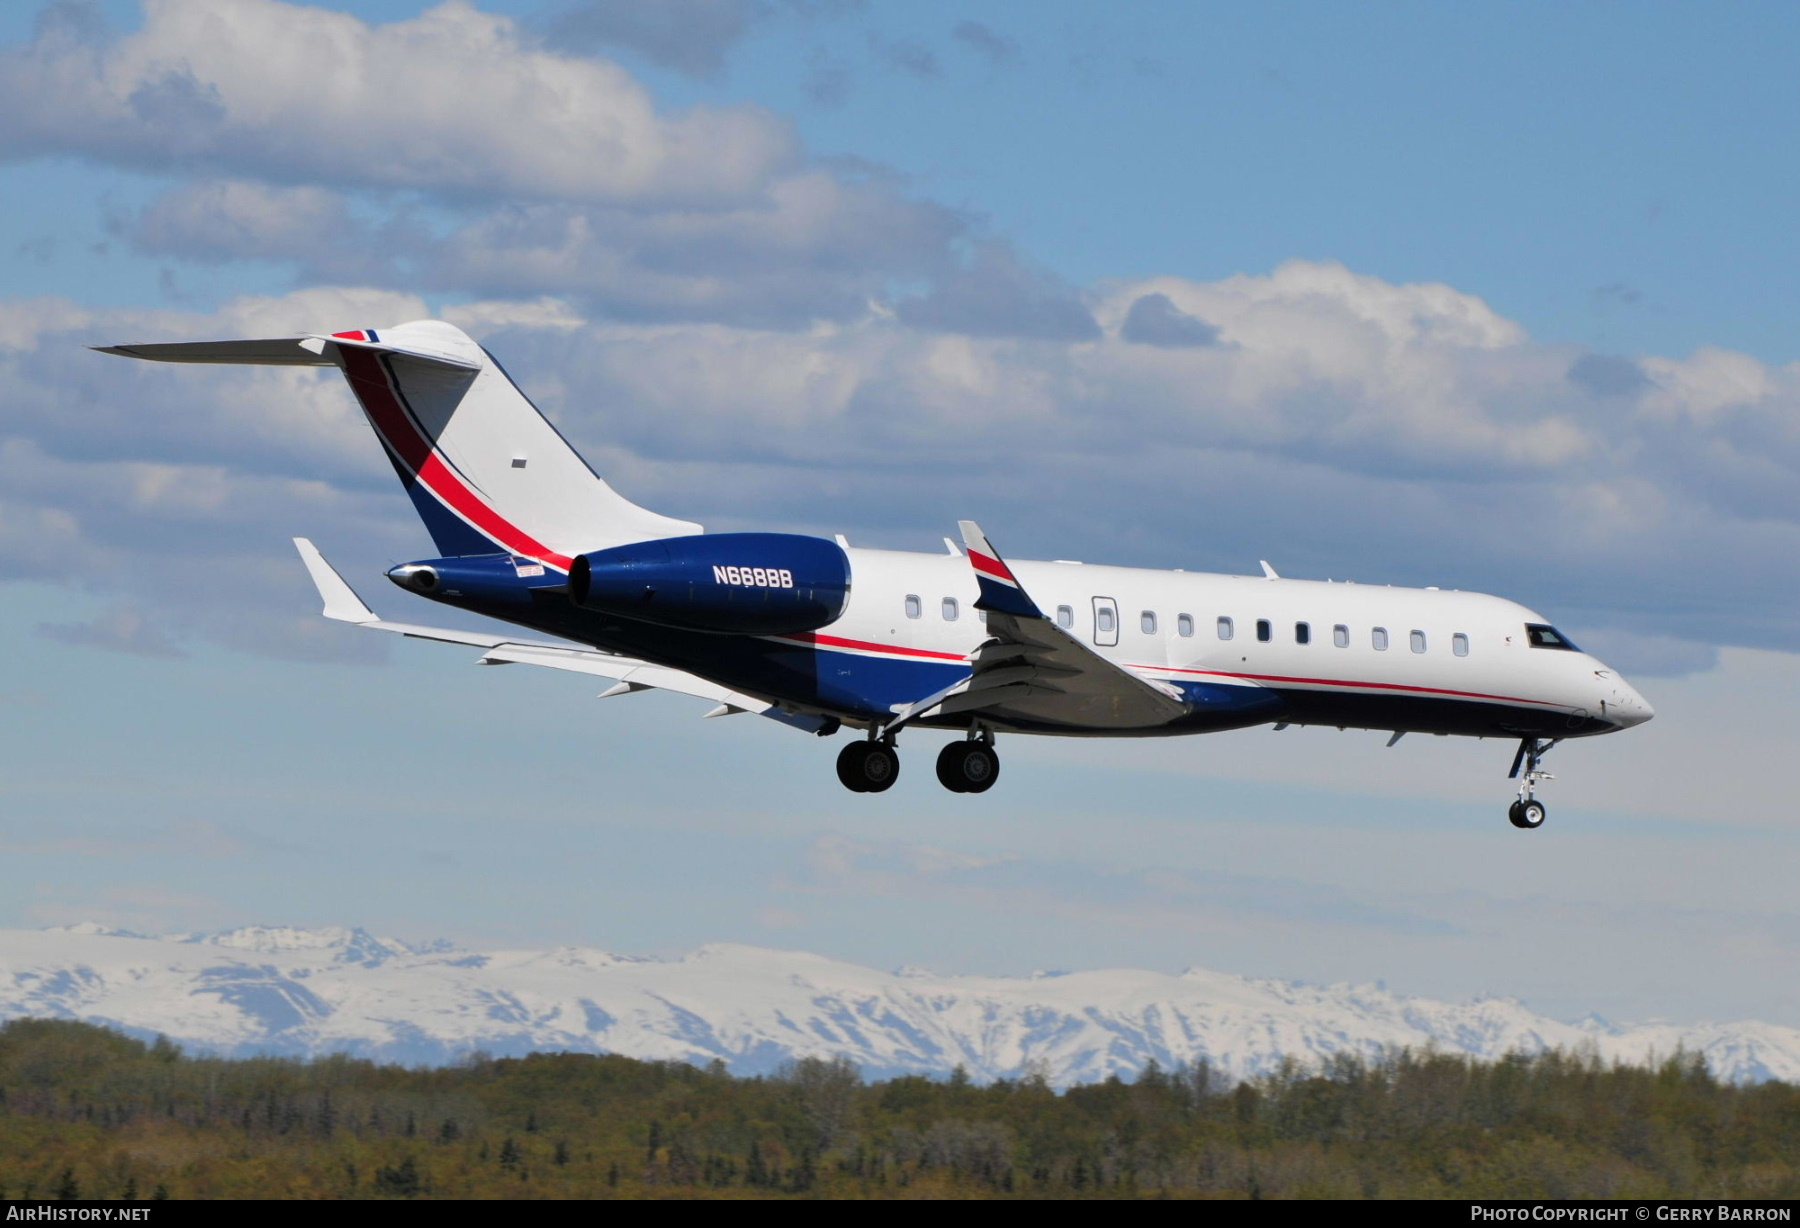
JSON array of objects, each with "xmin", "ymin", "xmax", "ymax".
[
  {"xmin": 1506, "ymin": 737, "xmax": 1558, "ymax": 829},
  {"xmin": 1507, "ymin": 798, "xmax": 1547, "ymax": 829}
]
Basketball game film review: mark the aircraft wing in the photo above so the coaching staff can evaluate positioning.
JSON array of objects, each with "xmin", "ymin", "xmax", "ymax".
[
  {"xmin": 293, "ymin": 538, "xmax": 832, "ymax": 733},
  {"xmin": 890, "ymin": 523, "xmax": 1189, "ymax": 732}
]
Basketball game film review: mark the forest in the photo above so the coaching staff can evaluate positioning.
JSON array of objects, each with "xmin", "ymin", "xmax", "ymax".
[{"xmin": 0, "ymin": 1019, "xmax": 1795, "ymax": 1200}]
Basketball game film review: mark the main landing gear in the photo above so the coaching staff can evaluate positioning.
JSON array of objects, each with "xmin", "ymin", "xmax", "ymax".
[
  {"xmin": 936, "ymin": 734, "xmax": 999, "ymax": 794},
  {"xmin": 1506, "ymin": 737, "xmax": 1559, "ymax": 829},
  {"xmin": 835, "ymin": 730, "xmax": 1002, "ymax": 794},
  {"xmin": 836, "ymin": 738, "xmax": 899, "ymax": 793}
]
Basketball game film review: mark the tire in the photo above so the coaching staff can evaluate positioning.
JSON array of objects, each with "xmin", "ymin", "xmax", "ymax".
[
  {"xmin": 838, "ymin": 741, "xmax": 899, "ymax": 793},
  {"xmin": 935, "ymin": 742, "xmax": 970, "ymax": 793},
  {"xmin": 1509, "ymin": 799, "xmax": 1546, "ymax": 829},
  {"xmin": 936, "ymin": 742, "xmax": 999, "ymax": 794},
  {"xmin": 836, "ymin": 741, "xmax": 871, "ymax": 792}
]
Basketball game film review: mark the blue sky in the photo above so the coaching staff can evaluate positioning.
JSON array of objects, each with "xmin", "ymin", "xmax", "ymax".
[{"xmin": 1, "ymin": 0, "xmax": 1796, "ymax": 1030}]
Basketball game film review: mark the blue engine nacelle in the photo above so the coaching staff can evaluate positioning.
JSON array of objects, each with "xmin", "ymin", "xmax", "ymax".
[{"xmin": 568, "ymin": 533, "xmax": 851, "ymax": 635}]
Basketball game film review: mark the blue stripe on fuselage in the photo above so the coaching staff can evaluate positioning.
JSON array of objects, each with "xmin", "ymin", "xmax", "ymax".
[
  {"xmin": 400, "ymin": 570, "xmax": 1296, "ymax": 731},
  {"xmin": 402, "ymin": 572, "xmax": 1303, "ymax": 727},
  {"xmin": 404, "ymin": 574, "xmax": 1612, "ymax": 738},
  {"xmin": 427, "ymin": 585, "xmax": 960, "ymax": 719}
]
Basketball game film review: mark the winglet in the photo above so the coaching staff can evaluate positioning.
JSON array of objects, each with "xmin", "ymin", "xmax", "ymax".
[
  {"xmin": 1259, "ymin": 559, "xmax": 1280, "ymax": 580},
  {"xmin": 958, "ymin": 520, "xmax": 1043, "ymax": 619},
  {"xmin": 293, "ymin": 538, "xmax": 377, "ymax": 624}
]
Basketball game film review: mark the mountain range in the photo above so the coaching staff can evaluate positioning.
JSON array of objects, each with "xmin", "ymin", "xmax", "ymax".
[{"xmin": 4, "ymin": 924, "xmax": 1796, "ymax": 1086}]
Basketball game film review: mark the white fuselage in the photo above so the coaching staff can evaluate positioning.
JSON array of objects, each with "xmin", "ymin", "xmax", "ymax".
[{"xmin": 832, "ymin": 547, "xmax": 1653, "ymax": 738}]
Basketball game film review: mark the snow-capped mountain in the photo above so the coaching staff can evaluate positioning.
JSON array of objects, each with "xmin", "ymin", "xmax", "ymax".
[{"xmin": 3, "ymin": 924, "xmax": 1795, "ymax": 1086}]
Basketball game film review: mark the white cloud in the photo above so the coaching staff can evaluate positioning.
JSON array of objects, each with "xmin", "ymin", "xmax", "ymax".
[
  {"xmin": 118, "ymin": 169, "xmax": 968, "ymax": 329},
  {"xmin": 441, "ymin": 296, "xmax": 585, "ymax": 333},
  {"xmin": 1642, "ymin": 346, "xmax": 1779, "ymax": 422},
  {"xmin": 0, "ymin": 0, "xmax": 796, "ymax": 205},
  {"xmin": 127, "ymin": 179, "xmax": 361, "ymax": 268},
  {"xmin": 3, "ymin": 258, "xmax": 1799, "ymax": 663},
  {"xmin": 3, "ymin": 287, "xmax": 427, "ymax": 483}
]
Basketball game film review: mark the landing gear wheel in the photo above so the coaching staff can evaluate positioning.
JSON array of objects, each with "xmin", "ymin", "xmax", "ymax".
[
  {"xmin": 1509, "ymin": 799, "xmax": 1546, "ymax": 829},
  {"xmin": 836, "ymin": 740, "xmax": 899, "ymax": 793},
  {"xmin": 836, "ymin": 741, "xmax": 870, "ymax": 792},
  {"xmin": 936, "ymin": 741, "xmax": 999, "ymax": 794},
  {"xmin": 1505, "ymin": 738, "xmax": 1556, "ymax": 830}
]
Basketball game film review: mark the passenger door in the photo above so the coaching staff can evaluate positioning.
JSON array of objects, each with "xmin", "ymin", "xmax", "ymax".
[{"xmin": 1092, "ymin": 596, "xmax": 1119, "ymax": 648}]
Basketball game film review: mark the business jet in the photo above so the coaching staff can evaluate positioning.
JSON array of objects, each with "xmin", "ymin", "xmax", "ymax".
[{"xmin": 98, "ymin": 320, "xmax": 1653, "ymax": 827}]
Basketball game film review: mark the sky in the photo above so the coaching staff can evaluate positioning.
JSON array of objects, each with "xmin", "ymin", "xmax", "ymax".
[{"xmin": 0, "ymin": 0, "xmax": 1797, "ymax": 1032}]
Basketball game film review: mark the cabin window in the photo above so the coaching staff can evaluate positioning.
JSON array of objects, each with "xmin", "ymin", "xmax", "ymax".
[
  {"xmin": 1410, "ymin": 629, "xmax": 1427, "ymax": 654},
  {"xmin": 942, "ymin": 597, "xmax": 959, "ymax": 621},
  {"xmin": 1372, "ymin": 627, "xmax": 1389, "ymax": 651},
  {"xmin": 1525, "ymin": 623, "xmax": 1580, "ymax": 651},
  {"xmin": 1217, "ymin": 616, "xmax": 1234, "ymax": 641},
  {"xmin": 1141, "ymin": 611, "xmax": 1157, "ymax": 635},
  {"xmin": 1333, "ymin": 624, "xmax": 1349, "ymax": 648},
  {"xmin": 1256, "ymin": 619, "xmax": 1272, "ymax": 643},
  {"xmin": 1178, "ymin": 614, "xmax": 1195, "ymax": 638},
  {"xmin": 1295, "ymin": 622, "xmax": 1311, "ymax": 645},
  {"xmin": 1452, "ymin": 632, "xmax": 1470, "ymax": 657},
  {"xmin": 1056, "ymin": 604, "xmax": 1074, "ymax": 629},
  {"xmin": 1096, "ymin": 606, "xmax": 1116, "ymax": 634},
  {"xmin": 904, "ymin": 594, "xmax": 922, "ymax": 619}
]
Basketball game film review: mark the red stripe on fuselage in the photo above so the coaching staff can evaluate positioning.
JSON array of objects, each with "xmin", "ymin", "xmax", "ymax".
[
  {"xmin": 339, "ymin": 348, "xmax": 573, "ymax": 570},
  {"xmin": 775, "ymin": 634, "xmax": 1553, "ymax": 707},
  {"xmin": 775, "ymin": 631, "xmax": 1557, "ymax": 708},
  {"xmin": 1144, "ymin": 662, "xmax": 1554, "ymax": 707},
  {"xmin": 775, "ymin": 631, "xmax": 969, "ymax": 662}
]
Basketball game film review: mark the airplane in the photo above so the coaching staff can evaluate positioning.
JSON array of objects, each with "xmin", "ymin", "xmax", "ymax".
[{"xmin": 97, "ymin": 319, "xmax": 1654, "ymax": 827}]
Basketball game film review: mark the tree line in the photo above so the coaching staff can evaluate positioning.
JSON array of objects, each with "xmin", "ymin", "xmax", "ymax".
[{"xmin": 0, "ymin": 1018, "xmax": 1794, "ymax": 1199}]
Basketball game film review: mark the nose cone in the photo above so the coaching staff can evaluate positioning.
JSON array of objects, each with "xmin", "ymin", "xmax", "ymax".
[{"xmin": 1607, "ymin": 677, "xmax": 1655, "ymax": 729}]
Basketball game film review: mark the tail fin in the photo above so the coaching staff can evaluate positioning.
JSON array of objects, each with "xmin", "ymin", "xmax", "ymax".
[{"xmin": 97, "ymin": 320, "xmax": 699, "ymax": 568}]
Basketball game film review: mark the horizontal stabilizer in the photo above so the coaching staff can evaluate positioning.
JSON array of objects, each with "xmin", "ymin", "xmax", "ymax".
[
  {"xmin": 95, "ymin": 338, "xmax": 331, "ymax": 366},
  {"xmin": 95, "ymin": 333, "xmax": 480, "ymax": 373}
]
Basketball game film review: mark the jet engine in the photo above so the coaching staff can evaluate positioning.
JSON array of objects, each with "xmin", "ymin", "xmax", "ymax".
[
  {"xmin": 386, "ymin": 553, "xmax": 539, "ymax": 607},
  {"xmin": 568, "ymin": 533, "xmax": 851, "ymax": 635}
]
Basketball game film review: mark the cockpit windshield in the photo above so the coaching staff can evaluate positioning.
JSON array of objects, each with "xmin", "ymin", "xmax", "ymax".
[{"xmin": 1525, "ymin": 623, "xmax": 1579, "ymax": 651}]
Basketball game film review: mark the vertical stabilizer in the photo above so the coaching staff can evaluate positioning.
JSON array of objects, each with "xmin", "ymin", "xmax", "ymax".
[
  {"xmin": 98, "ymin": 321, "xmax": 700, "ymax": 568},
  {"xmin": 332, "ymin": 322, "xmax": 698, "ymax": 566}
]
